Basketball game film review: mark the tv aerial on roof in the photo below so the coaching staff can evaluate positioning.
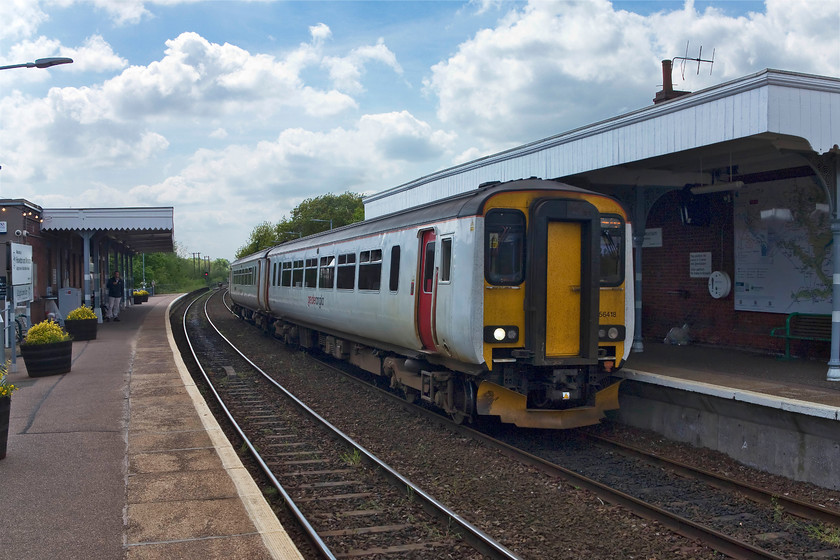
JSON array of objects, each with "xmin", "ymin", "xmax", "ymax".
[{"xmin": 674, "ymin": 41, "xmax": 715, "ymax": 79}]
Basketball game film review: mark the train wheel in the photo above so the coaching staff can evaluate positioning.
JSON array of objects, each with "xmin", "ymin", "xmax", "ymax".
[
  {"xmin": 448, "ymin": 378, "xmax": 476, "ymax": 424},
  {"xmin": 403, "ymin": 387, "xmax": 419, "ymax": 403}
]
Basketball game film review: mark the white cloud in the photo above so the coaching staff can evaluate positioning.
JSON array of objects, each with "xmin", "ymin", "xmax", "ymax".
[
  {"xmin": 323, "ymin": 38, "xmax": 404, "ymax": 94},
  {"xmin": 426, "ymin": 0, "xmax": 840, "ymax": 153},
  {"xmin": 2, "ymin": 0, "xmax": 49, "ymax": 42}
]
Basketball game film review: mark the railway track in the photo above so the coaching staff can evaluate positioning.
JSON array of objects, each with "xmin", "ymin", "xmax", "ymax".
[
  {"xmin": 177, "ymin": 289, "xmax": 519, "ymax": 560},
  {"xmin": 199, "ymin": 288, "xmax": 840, "ymax": 559}
]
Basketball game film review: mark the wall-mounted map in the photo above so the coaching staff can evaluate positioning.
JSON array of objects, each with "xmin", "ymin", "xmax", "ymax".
[{"xmin": 733, "ymin": 179, "xmax": 831, "ymax": 314}]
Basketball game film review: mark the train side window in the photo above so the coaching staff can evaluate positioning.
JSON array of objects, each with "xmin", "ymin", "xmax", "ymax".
[
  {"xmin": 359, "ymin": 249, "xmax": 382, "ymax": 291},
  {"xmin": 440, "ymin": 238, "xmax": 452, "ymax": 283},
  {"xmin": 337, "ymin": 253, "xmax": 356, "ymax": 290},
  {"xmin": 600, "ymin": 215, "xmax": 625, "ymax": 286},
  {"xmin": 423, "ymin": 241, "xmax": 435, "ymax": 293},
  {"xmin": 485, "ymin": 209, "xmax": 526, "ymax": 285},
  {"xmin": 281, "ymin": 261, "xmax": 292, "ymax": 287},
  {"xmin": 272, "ymin": 262, "xmax": 277, "ymax": 287},
  {"xmin": 304, "ymin": 258, "xmax": 318, "ymax": 288},
  {"xmin": 389, "ymin": 246, "xmax": 400, "ymax": 292},
  {"xmin": 319, "ymin": 256, "xmax": 335, "ymax": 289},
  {"xmin": 292, "ymin": 259, "xmax": 304, "ymax": 288}
]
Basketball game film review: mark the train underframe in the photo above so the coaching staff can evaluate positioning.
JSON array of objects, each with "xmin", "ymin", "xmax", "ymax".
[{"xmin": 236, "ymin": 305, "xmax": 621, "ymax": 429}]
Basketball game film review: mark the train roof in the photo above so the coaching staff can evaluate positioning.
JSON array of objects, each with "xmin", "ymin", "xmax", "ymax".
[{"xmin": 232, "ymin": 178, "xmax": 607, "ymax": 265}]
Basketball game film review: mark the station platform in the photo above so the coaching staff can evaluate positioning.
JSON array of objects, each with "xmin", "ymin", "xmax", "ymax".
[
  {"xmin": 620, "ymin": 341, "xmax": 840, "ymax": 418},
  {"xmin": 0, "ymin": 294, "xmax": 302, "ymax": 560}
]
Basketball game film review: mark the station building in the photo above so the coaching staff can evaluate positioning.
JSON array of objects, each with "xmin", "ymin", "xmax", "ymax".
[
  {"xmin": 364, "ymin": 67, "xmax": 840, "ymax": 379},
  {"xmin": 0, "ymin": 201, "xmax": 174, "ymax": 326}
]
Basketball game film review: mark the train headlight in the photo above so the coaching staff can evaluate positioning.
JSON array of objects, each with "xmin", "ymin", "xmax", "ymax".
[
  {"xmin": 598, "ymin": 325, "xmax": 625, "ymax": 341},
  {"xmin": 484, "ymin": 326, "xmax": 519, "ymax": 343}
]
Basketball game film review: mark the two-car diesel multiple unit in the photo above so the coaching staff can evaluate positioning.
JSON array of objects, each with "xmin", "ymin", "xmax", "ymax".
[{"xmin": 229, "ymin": 178, "xmax": 634, "ymax": 429}]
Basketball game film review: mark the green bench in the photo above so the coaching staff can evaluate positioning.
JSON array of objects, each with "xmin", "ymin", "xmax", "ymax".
[{"xmin": 770, "ymin": 312, "xmax": 832, "ymax": 359}]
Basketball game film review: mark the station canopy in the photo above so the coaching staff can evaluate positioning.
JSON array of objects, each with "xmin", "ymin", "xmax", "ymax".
[{"xmin": 41, "ymin": 207, "xmax": 175, "ymax": 254}]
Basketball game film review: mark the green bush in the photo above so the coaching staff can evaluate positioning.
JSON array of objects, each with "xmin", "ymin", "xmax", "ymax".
[
  {"xmin": 24, "ymin": 320, "xmax": 71, "ymax": 345},
  {"xmin": 66, "ymin": 305, "xmax": 97, "ymax": 320}
]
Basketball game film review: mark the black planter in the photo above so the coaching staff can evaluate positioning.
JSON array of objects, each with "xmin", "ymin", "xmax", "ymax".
[
  {"xmin": 65, "ymin": 318, "xmax": 98, "ymax": 341},
  {"xmin": 21, "ymin": 340, "xmax": 72, "ymax": 377},
  {"xmin": 0, "ymin": 396, "xmax": 9, "ymax": 460},
  {"xmin": 133, "ymin": 296, "xmax": 142, "ymax": 305},
  {"xmin": 141, "ymin": 295, "xmax": 149, "ymax": 302}
]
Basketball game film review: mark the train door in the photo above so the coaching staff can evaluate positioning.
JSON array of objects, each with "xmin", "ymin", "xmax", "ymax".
[
  {"xmin": 526, "ymin": 199, "xmax": 600, "ymax": 365},
  {"xmin": 417, "ymin": 230, "xmax": 436, "ymax": 350}
]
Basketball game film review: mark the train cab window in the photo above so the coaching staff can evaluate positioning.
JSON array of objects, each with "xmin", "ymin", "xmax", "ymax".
[
  {"xmin": 600, "ymin": 215, "xmax": 625, "ymax": 286},
  {"xmin": 281, "ymin": 261, "xmax": 292, "ymax": 287},
  {"xmin": 292, "ymin": 259, "xmax": 304, "ymax": 287},
  {"xmin": 319, "ymin": 256, "xmax": 335, "ymax": 289},
  {"xmin": 389, "ymin": 246, "xmax": 400, "ymax": 292},
  {"xmin": 304, "ymin": 258, "xmax": 318, "ymax": 288},
  {"xmin": 423, "ymin": 241, "xmax": 435, "ymax": 293},
  {"xmin": 485, "ymin": 209, "xmax": 526, "ymax": 285},
  {"xmin": 440, "ymin": 238, "xmax": 452, "ymax": 283},
  {"xmin": 358, "ymin": 249, "xmax": 382, "ymax": 291},
  {"xmin": 337, "ymin": 253, "xmax": 356, "ymax": 290}
]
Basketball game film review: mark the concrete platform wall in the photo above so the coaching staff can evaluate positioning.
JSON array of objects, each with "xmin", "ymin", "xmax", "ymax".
[{"xmin": 615, "ymin": 381, "xmax": 840, "ymax": 490}]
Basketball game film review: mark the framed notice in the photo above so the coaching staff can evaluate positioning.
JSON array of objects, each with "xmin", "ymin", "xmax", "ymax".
[{"xmin": 690, "ymin": 252, "xmax": 712, "ymax": 278}]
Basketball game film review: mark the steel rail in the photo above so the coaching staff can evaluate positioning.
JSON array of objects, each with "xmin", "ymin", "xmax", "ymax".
[
  {"xmin": 587, "ymin": 433, "xmax": 840, "ymax": 525},
  {"xmin": 287, "ymin": 351, "xmax": 791, "ymax": 560},
  {"xmin": 208, "ymin": 289, "xmax": 522, "ymax": 560},
  {"xmin": 180, "ymin": 290, "xmax": 337, "ymax": 559}
]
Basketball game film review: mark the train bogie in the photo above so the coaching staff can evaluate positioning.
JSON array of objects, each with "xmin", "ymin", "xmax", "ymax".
[{"xmin": 230, "ymin": 178, "xmax": 633, "ymax": 429}]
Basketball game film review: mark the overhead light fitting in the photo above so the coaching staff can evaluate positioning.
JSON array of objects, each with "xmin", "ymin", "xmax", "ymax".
[{"xmin": 690, "ymin": 181, "xmax": 744, "ymax": 195}]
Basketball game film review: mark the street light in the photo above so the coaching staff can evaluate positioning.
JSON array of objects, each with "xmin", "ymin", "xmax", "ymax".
[
  {"xmin": 310, "ymin": 218, "xmax": 333, "ymax": 230},
  {"xmin": 0, "ymin": 57, "xmax": 74, "ymax": 71}
]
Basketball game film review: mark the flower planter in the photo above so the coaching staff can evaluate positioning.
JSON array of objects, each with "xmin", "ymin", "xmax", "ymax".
[
  {"xmin": 141, "ymin": 295, "xmax": 149, "ymax": 302},
  {"xmin": 0, "ymin": 396, "xmax": 10, "ymax": 460},
  {"xmin": 21, "ymin": 340, "xmax": 73, "ymax": 377},
  {"xmin": 64, "ymin": 318, "xmax": 98, "ymax": 341}
]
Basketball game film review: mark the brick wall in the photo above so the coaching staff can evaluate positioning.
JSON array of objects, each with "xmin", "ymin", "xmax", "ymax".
[{"xmin": 641, "ymin": 189, "xmax": 822, "ymax": 358}]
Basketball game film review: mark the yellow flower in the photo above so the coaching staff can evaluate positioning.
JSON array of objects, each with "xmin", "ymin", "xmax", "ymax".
[
  {"xmin": 66, "ymin": 305, "xmax": 97, "ymax": 320},
  {"xmin": 23, "ymin": 320, "xmax": 71, "ymax": 345},
  {"xmin": 0, "ymin": 359, "xmax": 17, "ymax": 397}
]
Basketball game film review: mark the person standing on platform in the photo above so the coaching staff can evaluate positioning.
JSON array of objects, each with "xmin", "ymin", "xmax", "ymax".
[{"xmin": 105, "ymin": 270, "xmax": 124, "ymax": 322}]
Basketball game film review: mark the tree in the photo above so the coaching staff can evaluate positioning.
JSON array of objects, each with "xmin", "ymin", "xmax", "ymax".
[
  {"xmin": 236, "ymin": 192, "xmax": 365, "ymax": 257},
  {"xmin": 235, "ymin": 221, "xmax": 280, "ymax": 259}
]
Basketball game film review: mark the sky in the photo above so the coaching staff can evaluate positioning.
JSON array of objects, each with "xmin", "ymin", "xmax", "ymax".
[{"xmin": 1, "ymin": 0, "xmax": 839, "ymax": 261}]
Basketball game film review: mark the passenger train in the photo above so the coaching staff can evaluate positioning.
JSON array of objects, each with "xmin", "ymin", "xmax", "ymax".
[{"xmin": 229, "ymin": 178, "xmax": 634, "ymax": 429}]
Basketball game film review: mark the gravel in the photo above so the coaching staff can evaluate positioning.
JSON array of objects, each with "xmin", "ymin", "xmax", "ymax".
[{"xmin": 193, "ymin": 293, "xmax": 840, "ymax": 559}]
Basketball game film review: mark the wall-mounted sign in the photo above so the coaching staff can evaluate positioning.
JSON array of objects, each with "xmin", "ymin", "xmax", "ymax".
[
  {"xmin": 11, "ymin": 242, "xmax": 32, "ymax": 286},
  {"xmin": 690, "ymin": 252, "xmax": 712, "ymax": 278},
  {"xmin": 642, "ymin": 228, "xmax": 662, "ymax": 248},
  {"xmin": 0, "ymin": 221, "xmax": 6, "ymax": 234},
  {"xmin": 14, "ymin": 283, "xmax": 33, "ymax": 305}
]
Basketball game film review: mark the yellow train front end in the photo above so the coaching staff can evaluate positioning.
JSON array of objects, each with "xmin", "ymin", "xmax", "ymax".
[{"xmin": 476, "ymin": 186, "xmax": 631, "ymax": 429}]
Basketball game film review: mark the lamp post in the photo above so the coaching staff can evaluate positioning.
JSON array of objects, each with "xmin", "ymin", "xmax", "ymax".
[
  {"xmin": 310, "ymin": 218, "xmax": 333, "ymax": 231},
  {"xmin": 0, "ymin": 57, "xmax": 74, "ymax": 71}
]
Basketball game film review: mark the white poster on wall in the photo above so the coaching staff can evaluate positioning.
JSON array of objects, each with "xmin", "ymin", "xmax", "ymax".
[
  {"xmin": 733, "ymin": 179, "xmax": 831, "ymax": 314},
  {"xmin": 11, "ymin": 243, "xmax": 33, "ymax": 286}
]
